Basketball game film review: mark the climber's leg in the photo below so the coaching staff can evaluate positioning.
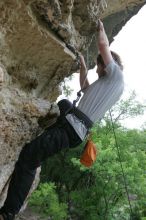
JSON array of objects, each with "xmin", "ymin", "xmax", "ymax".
[{"xmin": 0, "ymin": 118, "xmax": 82, "ymax": 217}]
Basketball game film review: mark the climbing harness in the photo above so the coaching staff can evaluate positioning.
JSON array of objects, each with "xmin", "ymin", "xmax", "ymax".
[{"xmin": 57, "ymin": 99, "xmax": 93, "ymax": 129}]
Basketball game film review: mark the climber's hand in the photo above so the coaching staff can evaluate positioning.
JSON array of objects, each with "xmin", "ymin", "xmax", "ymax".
[{"xmin": 96, "ymin": 19, "xmax": 104, "ymax": 32}]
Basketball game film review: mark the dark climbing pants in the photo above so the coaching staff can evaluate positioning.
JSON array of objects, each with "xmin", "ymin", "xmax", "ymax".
[{"xmin": 1, "ymin": 117, "xmax": 82, "ymax": 215}]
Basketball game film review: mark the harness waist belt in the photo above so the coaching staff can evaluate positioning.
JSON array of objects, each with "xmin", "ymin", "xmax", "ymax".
[
  {"xmin": 57, "ymin": 99, "xmax": 93, "ymax": 129},
  {"xmin": 71, "ymin": 107, "xmax": 93, "ymax": 129}
]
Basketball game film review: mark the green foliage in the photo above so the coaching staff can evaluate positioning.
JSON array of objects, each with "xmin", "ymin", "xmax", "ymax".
[
  {"xmin": 90, "ymin": 124, "xmax": 146, "ymax": 219},
  {"xmin": 29, "ymin": 182, "xmax": 67, "ymax": 220}
]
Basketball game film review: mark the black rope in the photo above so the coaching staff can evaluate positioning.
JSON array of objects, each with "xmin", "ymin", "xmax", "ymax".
[{"xmin": 109, "ymin": 110, "xmax": 133, "ymax": 217}]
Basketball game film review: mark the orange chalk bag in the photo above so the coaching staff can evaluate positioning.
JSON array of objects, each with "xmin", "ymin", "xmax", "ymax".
[{"xmin": 80, "ymin": 133, "xmax": 98, "ymax": 167}]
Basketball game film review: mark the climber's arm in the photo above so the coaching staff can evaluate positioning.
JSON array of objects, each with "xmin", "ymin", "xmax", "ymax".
[
  {"xmin": 97, "ymin": 19, "xmax": 113, "ymax": 66},
  {"xmin": 79, "ymin": 55, "xmax": 90, "ymax": 90}
]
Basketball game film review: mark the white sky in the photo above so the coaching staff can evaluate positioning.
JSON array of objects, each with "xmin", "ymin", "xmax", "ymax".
[
  {"xmin": 59, "ymin": 5, "xmax": 146, "ymax": 129},
  {"xmin": 110, "ymin": 5, "xmax": 146, "ymax": 128},
  {"xmin": 111, "ymin": 4, "xmax": 146, "ymax": 101}
]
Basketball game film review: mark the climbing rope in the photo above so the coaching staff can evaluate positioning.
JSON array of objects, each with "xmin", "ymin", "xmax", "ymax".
[{"xmin": 109, "ymin": 110, "xmax": 133, "ymax": 216}]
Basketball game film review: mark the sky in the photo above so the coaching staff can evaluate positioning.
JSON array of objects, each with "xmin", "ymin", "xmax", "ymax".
[
  {"xmin": 111, "ymin": 4, "xmax": 146, "ymax": 102},
  {"xmin": 110, "ymin": 4, "xmax": 146, "ymax": 129},
  {"xmin": 59, "ymin": 4, "xmax": 146, "ymax": 129}
]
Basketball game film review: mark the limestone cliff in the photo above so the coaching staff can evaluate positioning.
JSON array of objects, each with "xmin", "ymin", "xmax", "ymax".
[{"xmin": 0, "ymin": 0, "xmax": 146, "ymax": 211}]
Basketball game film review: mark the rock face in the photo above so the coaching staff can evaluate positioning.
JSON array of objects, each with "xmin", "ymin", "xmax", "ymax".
[{"xmin": 0, "ymin": 0, "xmax": 146, "ymax": 212}]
